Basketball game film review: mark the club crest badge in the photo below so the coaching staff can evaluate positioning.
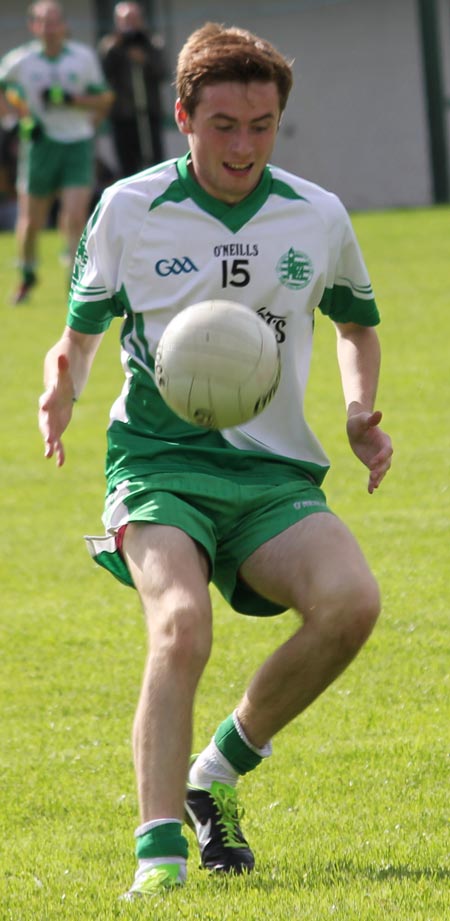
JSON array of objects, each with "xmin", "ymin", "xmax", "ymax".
[{"xmin": 277, "ymin": 247, "xmax": 314, "ymax": 290}]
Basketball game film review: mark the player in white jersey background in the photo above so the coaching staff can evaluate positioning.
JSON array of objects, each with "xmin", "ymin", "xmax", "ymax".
[
  {"xmin": 39, "ymin": 22, "xmax": 393, "ymax": 900},
  {"xmin": 0, "ymin": 1, "xmax": 113, "ymax": 304}
]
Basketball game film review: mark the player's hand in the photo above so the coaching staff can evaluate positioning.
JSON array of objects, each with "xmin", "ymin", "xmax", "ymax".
[
  {"xmin": 19, "ymin": 117, "xmax": 43, "ymax": 142},
  {"xmin": 38, "ymin": 355, "xmax": 75, "ymax": 467},
  {"xmin": 346, "ymin": 410, "xmax": 393, "ymax": 494},
  {"xmin": 41, "ymin": 86, "xmax": 74, "ymax": 107}
]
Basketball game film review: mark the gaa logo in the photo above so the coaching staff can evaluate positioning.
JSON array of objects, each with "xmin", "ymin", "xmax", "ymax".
[
  {"xmin": 277, "ymin": 247, "xmax": 313, "ymax": 290},
  {"xmin": 155, "ymin": 256, "xmax": 198, "ymax": 277}
]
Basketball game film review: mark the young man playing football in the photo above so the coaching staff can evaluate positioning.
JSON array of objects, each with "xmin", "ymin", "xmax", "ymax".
[{"xmin": 39, "ymin": 22, "xmax": 392, "ymax": 898}]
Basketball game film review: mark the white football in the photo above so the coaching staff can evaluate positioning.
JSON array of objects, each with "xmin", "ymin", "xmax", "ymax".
[{"xmin": 155, "ymin": 299, "xmax": 281, "ymax": 428}]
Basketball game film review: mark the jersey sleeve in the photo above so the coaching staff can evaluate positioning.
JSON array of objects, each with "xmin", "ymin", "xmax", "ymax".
[
  {"xmin": 0, "ymin": 46, "xmax": 23, "ymax": 88},
  {"xmin": 318, "ymin": 197, "xmax": 380, "ymax": 326},
  {"xmin": 83, "ymin": 45, "xmax": 109, "ymax": 93},
  {"xmin": 67, "ymin": 194, "xmax": 126, "ymax": 333}
]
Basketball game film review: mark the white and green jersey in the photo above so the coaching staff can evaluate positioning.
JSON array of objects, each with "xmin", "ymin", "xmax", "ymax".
[
  {"xmin": 0, "ymin": 40, "xmax": 106, "ymax": 141},
  {"xmin": 68, "ymin": 153, "xmax": 380, "ymax": 491}
]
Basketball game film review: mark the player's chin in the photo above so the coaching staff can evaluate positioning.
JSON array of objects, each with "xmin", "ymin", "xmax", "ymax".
[{"xmin": 222, "ymin": 164, "xmax": 259, "ymax": 200}]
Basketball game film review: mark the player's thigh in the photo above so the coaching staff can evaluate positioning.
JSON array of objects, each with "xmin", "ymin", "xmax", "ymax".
[
  {"xmin": 17, "ymin": 192, "xmax": 51, "ymax": 229},
  {"xmin": 26, "ymin": 137, "xmax": 60, "ymax": 196},
  {"xmin": 61, "ymin": 139, "xmax": 94, "ymax": 190},
  {"xmin": 60, "ymin": 185, "xmax": 91, "ymax": 227},
  {"xmin": 123, "ymin": 522, "xmax": 212, "ymax": 626},
  {"xmin": 239, "ymin": 512, "xmax": 380, "ymax": 620}
]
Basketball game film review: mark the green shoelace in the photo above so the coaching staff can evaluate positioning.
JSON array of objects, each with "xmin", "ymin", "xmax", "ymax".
[{"xmin": 211, "ymin": 782, "xmax": 245, "ymax": 848}]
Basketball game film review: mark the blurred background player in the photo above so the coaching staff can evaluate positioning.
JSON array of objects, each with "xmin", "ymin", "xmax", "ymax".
[
  {"xmin": 0, "ymin": 1, "xmax": 113, "ymax": 304},
  {"xmin": 98, "ymin": 1, "xmax": 167, "ymax": 178}
]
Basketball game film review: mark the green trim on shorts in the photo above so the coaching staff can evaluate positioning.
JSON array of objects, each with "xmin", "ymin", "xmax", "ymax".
[
  {"xmin": 87, "ymin": 471, "xmax": 333, "ymax": 617},
  {"xmin": 19, "ymin": 135, "xmax": 94, "ymax": 195}
]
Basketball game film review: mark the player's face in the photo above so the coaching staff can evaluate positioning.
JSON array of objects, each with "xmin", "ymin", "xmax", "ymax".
[
  {"xmin": 176, "ymin": 81, "xmax": 281, "ymax": 205},
  {"xmin": 30, "ymin": 4, "xmax": 66, "ymax": 54}
]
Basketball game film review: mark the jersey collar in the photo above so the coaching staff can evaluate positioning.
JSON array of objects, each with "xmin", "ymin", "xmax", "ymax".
[
  {"xmin": 176, "ymin": 152, "xmax": 272, "ymax": 233},
  {"xmin": 39, "ymin": 44, "xmax": 70, "ymax": 61}
]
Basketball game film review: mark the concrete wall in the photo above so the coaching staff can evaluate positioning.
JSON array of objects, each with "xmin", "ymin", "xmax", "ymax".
[
  {"xmin": 156, "ymin": 0, "xmax": 438, "ymax": 210},
  {"xmin": 1, "ymin": 0, "xmax": 449, "ymax": 210}
]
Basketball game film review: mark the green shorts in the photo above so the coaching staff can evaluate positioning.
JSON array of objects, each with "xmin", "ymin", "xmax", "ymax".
[
  {"xmin": 86, "ymin": 471, "xmax": 332, "ymax": 617},
  {"xmin": 18, "ymin": 135, "xmax": 94, "ymax": 195}
]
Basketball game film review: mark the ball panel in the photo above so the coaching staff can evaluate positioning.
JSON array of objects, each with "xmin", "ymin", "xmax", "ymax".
[
  {"xmin": 155, "ymin": 299, "xmax": 280, "ymax": 428},
  {"xmin": 159, "ymin": 304, "xmax": 270, "ymax": 383}
]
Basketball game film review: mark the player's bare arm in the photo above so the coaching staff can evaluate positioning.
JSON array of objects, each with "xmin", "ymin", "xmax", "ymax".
[
  {"xmin": 0, "ymin": 86, "xmax": 28, "ymax": 122},
  {"xmin": 0, "ymin": 88, "xmax": 13, "ymax": 119},
  {"xmin": 70, "ymin": 89, "xmax": 115, "ymax": 119},
  {"xmin": 39, "ymin": 327, "xmax": 103, "ymax": 467},
  {"xmin": 335, "ymin": 322, "xmax": 393, "ymax": 492}
]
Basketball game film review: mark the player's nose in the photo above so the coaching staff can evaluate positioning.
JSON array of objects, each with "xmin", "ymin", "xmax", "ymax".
[{"xmin": 229, "ymin": 129, "xmax": 253, "ymax": 158}]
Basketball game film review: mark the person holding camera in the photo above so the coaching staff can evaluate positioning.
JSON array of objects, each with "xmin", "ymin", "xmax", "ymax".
[{"xmin": 98, "ymin": 2, "xmax": 167, "ymax": 178}]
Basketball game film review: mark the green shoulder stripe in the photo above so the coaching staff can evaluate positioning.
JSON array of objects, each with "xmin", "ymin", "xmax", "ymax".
[
  {"xmin": 150, "ymin": 156, "xmax": 305, "ymax": 230},
  {"xmin": 149, "ymin": 178, "xmax": 190, "ymax": 212},
  {"xmin": 270, "ymin": 177, "xmax": 309, "ymax": 203}
]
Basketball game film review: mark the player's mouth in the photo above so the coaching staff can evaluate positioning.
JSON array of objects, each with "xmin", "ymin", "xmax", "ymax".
[{"xmin": 223, "ymin": 162, "xmax": 254, "ymax": 175}]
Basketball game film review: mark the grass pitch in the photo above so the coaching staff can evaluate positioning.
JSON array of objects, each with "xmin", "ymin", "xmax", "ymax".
[{"xmin": 0, "ymin": 209, "xmax": 449, "ymax": 919}]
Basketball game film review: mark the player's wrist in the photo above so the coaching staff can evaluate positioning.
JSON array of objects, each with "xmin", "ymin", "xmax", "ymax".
[{"xmin": 346, "ymin": 400, "xmax": 372, "ymax": 420}]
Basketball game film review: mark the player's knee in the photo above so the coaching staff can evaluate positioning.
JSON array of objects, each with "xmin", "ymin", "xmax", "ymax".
[
  {"xmin": 62, "ymin": 208, "xmax": 85, "ymax": 237},
  {"xmin": 336, "ymin": 574, "xmax": 380, "ymax": 653},
  {"xmin": 303, "ymin": 572, "xmax": 380, "ymax": 658},
  {"xmin": 153, "ymin": 601, "xmax": 212, "ymax": 676},
  {"xmin": 23, "ymin": 214, "xmax": 42, "ymax": 234},
  {"xmin": 65, "ymin": 216, "xmax": 83, "ymax": 238}
]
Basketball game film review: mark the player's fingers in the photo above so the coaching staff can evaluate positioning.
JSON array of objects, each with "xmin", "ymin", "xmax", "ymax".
[
  {"xmin": 45, "ymin": 438, "xmax": 65, "ymax": 466},
  {"xmin": 367, "ymin": 409, "xmax": 382, "ymax": 428},
  {"xmin": 368, "ymin": 455, "xmax": 392, "ymax": 493},
  {"xmin": 369, "ymin": 440, "xmax": 393, "ymax": 470},
  {"xmin": 57, "ymin": 353, "xmax": 70, "ymax": 374},
  {"xmin": 55, "ymin": 441, "xmax": 66, "ymax": 467}
]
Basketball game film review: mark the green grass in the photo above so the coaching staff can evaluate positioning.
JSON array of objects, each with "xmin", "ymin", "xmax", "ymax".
[{"xmin": 0, "ymin": 210, "xmax": 449, "ymax": 919}]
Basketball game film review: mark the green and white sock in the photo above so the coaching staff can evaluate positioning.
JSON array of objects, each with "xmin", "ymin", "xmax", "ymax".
[
  {"xmin": 190, "ymin": 710, "xmax": 272, "ymax": 789},
  {"xmin": 21, "ymin": 265, "xmax": 36, "ymax": 284},
  {"xmin": 134, "ymin": 819, "xmax": 188, "ymax": 878},
  {"xmin": 189, "ymin": 741, "xmax": 239, "ymax": 789}
]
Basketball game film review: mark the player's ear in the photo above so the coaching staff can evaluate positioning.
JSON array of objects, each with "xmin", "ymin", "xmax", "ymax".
[{"xmin": 175, "ymin": 99, "xmax": 191, "ymax": 135}]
